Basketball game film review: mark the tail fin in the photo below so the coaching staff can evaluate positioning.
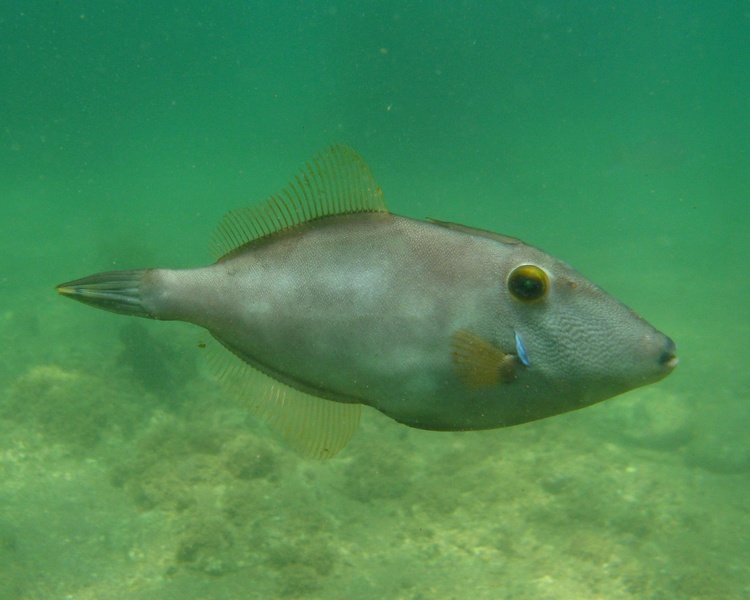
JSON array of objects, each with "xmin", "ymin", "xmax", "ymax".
[{"xmin": 56, "ymin": 270, "xmax": 153, "ymax": 318}]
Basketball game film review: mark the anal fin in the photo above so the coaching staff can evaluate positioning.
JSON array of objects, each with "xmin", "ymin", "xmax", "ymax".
[{"xmin": 201, "ymin": 336, "xmax": 361, "ymax": 459}]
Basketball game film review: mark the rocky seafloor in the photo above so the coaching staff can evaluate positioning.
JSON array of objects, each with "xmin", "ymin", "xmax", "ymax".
[{"xmin": 0, "ymin": 303, "xmax": 748, "ymax": 600}]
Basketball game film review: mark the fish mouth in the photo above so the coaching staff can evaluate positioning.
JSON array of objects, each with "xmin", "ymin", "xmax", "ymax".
[{"xmin": 658, "ymin": 337, "xmax": 679, "ymax": 371}]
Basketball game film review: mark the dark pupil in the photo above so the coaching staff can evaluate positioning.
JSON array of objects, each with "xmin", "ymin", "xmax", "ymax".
[{"xmin": 511, "ymin": 274, "xmax": 543, "ymax": 300}]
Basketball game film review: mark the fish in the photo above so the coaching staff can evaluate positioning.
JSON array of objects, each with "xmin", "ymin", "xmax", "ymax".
[{"xmin": 56, "ymin": 144, "xmax": 678, "ymax": 458}]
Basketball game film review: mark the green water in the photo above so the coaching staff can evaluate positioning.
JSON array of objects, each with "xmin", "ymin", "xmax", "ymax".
[{"xmin": 1, "ymin": 2, "xmax": 748, "ymax": 598}]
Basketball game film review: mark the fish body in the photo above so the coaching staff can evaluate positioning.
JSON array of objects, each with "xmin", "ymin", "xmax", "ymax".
[{"xmin": 57, "ymin": 145, "xmax": 677, "ymax": 457}]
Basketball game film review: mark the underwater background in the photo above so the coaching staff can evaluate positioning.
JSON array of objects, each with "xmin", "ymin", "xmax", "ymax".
[{"xmin": 1, "ymin": 2, "xmax": 748, "ymax": 598}]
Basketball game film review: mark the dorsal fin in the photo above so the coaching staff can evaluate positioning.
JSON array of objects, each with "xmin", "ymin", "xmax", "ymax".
[{"xmin": 211, "ymin": 144, "xmax": 388, "ymax": 260}]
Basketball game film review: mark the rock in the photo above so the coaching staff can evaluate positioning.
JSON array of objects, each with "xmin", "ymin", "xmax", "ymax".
[
  {"xmin": 685, "ymin": 432, "xmax": 750, "ymax": 474},
  {"xmin": 595, "ymin": 388, "xmax": 694, "ymax": 450}
]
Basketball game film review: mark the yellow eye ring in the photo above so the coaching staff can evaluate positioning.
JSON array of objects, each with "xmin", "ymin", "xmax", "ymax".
[{"xmin": 508, "ymin": 265, "xmax": 549, "ymax": 302}]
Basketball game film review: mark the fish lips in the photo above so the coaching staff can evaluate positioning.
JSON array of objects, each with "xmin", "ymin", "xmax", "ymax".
[{"xmin": 658, "ymin": 336, "xmax": 679, "ymax": 371}]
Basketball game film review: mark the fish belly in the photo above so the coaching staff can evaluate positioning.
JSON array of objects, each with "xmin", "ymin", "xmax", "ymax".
[{"xmin": 145, "ymin": 213, "xmax": 506, "ymax": 430}]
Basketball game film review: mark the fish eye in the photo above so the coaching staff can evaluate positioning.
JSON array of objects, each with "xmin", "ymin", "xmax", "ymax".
[{"xmin": 508, "ymin": 265, "xmax": 549, "ymax": 302}]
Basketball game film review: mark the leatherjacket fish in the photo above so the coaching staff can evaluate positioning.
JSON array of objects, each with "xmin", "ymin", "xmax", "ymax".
[{"xmin": 57, "ymin": 145, "xmax": 678, "ymax": 458}]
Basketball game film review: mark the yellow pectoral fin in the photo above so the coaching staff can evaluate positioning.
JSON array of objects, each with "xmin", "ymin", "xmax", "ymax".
[{"xmin": 451, "ymin": 329, "xmax": 518, "ymax": 388}]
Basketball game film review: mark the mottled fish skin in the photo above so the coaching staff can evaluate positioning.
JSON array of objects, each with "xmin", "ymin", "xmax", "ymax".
[{"xmin": 56, "ymin": 145, "xmax": 677, "ymax": 455}]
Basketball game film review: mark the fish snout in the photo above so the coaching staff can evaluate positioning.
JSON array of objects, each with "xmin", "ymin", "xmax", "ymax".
[
  {"xmin": 623, "ymin": 330, "xmax": 678, "ymax": 390},
  {"xmin": 633, "ymin": 330, "xmax": 678, "ymax": 386},
  {"xmin": 658, "ymin": 335, "xmax": 678, "ymax": 372},
  {"xmin": 657, "ymin": 334, "xmax": 680, "ymax": 376}
]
